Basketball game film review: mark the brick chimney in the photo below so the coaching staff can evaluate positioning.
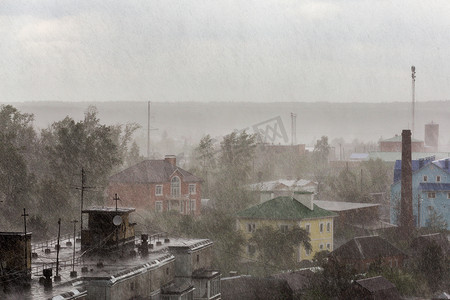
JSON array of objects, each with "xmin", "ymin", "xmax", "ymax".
[
  {"xmin": 400, "ymin": 130, "xmax": 414, "ymax": 233},
  {"xmin": 164, "ymin": 155, "xmax": 176, "ymax": 166}
]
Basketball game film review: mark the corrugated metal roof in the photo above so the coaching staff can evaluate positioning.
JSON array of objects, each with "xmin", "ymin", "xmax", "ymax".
[
  {"xmin": 236, "ymin": 196, "xmax": 337, "ymax": 220},
  {"xmin": 315, "ymin": 200, "xmax": 379, "ymax": 212},
  {"xmin": 109, "ymin": 159, "xmax": 202, "ymax": 183}
]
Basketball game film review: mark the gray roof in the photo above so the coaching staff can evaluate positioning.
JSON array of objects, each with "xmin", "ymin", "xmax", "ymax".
[
  {"xmin": 315, "ymin": 200, "xmax": 379, "ymax": 212},
  {"xmin": 109, "ymin": 159, "xmax": 202, "ymax": 183},
  {"xmin": 332, "ymin": 236, "xmax": 406, "ymax": 260}
]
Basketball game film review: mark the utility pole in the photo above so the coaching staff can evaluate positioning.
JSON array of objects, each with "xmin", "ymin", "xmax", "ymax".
[
  {"xmin": 55, "ymin": 218, "xmax": 61, "ymax": 282},
  {"xmin": 147, "ymin": 101, "xmax": 151, "ymax": 158},
  {"xmin": 21, "ymin": 208, "xmax": 29, "ymax": 278},
  {"xmin": 76, "ymin": 168, "xmax": 95, "ymax": 232},
  {"xmin": 70, "ymin": 220, "xmax": 78, "ymax": 277},
  {"xmin": 411, "ymin": 66, "xmax": 416, "ymax": 137},
  {"xmin": 291, "ymin": 113, "xmax": 297, "ymax": 145}
]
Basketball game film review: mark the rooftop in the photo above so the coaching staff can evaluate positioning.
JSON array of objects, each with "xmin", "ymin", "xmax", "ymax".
[
  {"xmin": 381, "ymin": 135, "xmax": 423, "ymax": 143},
  {"xmin": 315, "ymin": 200, "xmax": 379, "ymax": 212},
  {"xmin": 109, "ymin": 159, "xmax": 202, "ymax": 184},
  {"xmin": 331, "ymin": 235, "xmax": 406, "ymax": 260},
  {"xmin": 248, "ymin": 179, "xmax": 317, "ymax": 192},
  {"xmin": 82, "ymin": 206, "xmax": 136, "ymax": 214},
  {"xmin": 236, "ymin": 196, "xmax": 337, "ymax": 220}
]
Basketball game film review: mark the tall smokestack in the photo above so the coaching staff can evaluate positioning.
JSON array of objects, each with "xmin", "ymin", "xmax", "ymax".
[{"xmin": 400, "ymin": 130, "xmax": 414, "ymax": 233}]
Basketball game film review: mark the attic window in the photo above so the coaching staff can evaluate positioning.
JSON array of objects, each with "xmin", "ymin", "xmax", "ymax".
[
  {"xmin": 423, "ymin": 175, "xmax": 428, "ymax": 182},
  {"xmin": 436, "ymin": 176, "xmax": 441, "ymax": 182}
]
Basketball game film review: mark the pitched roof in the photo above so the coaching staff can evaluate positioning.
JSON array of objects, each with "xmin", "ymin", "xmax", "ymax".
[
  {"xmin": 271, "ymin": 269, "xmax": 315, "ymax": 292},
  {"xmin": 432, "ymin": 157, "xmax": 450, "ymax": 173},
  {"xmin": 355, "ymin": 276, "xmax": 396, "ymax": 292},
  {"xmin": 109, "ymin": 159, "xmax": 202, "ymax": 183},
  {"xmin": 393, "ymin": 156, "xmax": 435, "ymax": 182},
  {"xmin": 331, "ymin": 236, "xmax": 406, "ymax": 260},
  {"xmin": 236, "ymin": 196, "xmax": 337, "ymax": 220},
  {"xmin": 248, "ymin": 179, "xmax": 317, "ymax": 192},
  {"xmin": 315, "ymin": 200, "xmax": 379, "ymax": 212}
]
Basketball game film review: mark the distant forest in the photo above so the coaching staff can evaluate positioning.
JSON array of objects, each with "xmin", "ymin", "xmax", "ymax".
[{"xmin": 7, "ymin": 101, "xmax": 450, "ymax": 153}]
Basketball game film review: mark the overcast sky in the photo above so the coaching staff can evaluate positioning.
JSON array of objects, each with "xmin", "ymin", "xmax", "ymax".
[{"xmin": 1, "ymin": 0, "xmax": 449, "ymax": 103}]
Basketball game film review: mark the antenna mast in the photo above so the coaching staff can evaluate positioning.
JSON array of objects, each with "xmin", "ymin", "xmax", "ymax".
[
  {"xmin": 411, "ymin": 66, "xmax": 416, "ymax": 137},
  {"xmin": 147, "ymin": 101, "xmax": 151, "ymax": 158}
]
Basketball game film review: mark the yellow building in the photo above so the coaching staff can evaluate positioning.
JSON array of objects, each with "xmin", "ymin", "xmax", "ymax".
[{"xmin": 236, "ymin": 194, "xmax": 337, "ymax": 261}]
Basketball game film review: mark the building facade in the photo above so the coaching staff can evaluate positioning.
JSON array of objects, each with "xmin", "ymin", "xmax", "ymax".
[
  {"xmin": 108, "ymin": 155, "xmax": 203, "ymax": 215},
  {"xmin": 236, "ymin": 194, "xmax": 337, "ymax": 261},
  {"xmin": 390, "ymin": 157, "xmax": 450, "ymax": 230}
]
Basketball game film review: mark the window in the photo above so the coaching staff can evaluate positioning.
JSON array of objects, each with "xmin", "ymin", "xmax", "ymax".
[
  {"xmin": 190, "ymin": 200, "xmax": 196, "ymax": 212},
  {"xmin": 171, "ymin": 176, "xmax": 180, "ymax": 196},
  {"xmin": 319, "ymin": 223, "xmax": 324, "ymax": 233},
  {"xmin": 248, "ymin": 245, "xmax": 256, "ymax": 256},
  {"xmin": 155, "ymin": 185, "xmax": 163, "ymax": 196},
  {"xmin": 155, "ymin": 201, "xmax": 163, "ymax": 212},
  {"xmin": 180, "ymin": 201, "xmax": 185, "ymax": 213},
  {"xmin": 436, "ymin": 175, "xmax": 441, "ymax": 182},
  {"xmin": 280, "ymin": 225, "xmax": 289, "ymax": 233},
  {"xmin": 327, "ymin": 243, "xmax": 331, "ymax": 250},
  {"xmin": 423, "ymin": 175, "xmax": 428, "ymax": 182},
  {"xmin": 247, "ymin": 223, "xmax": 256, "ymax": 233},
  {"xmin": 196, "ymin": 254, "xmax": 199, "ymax": 262},
  {"xmin": 448, "ymin": 192, "xmax": 450, "ymax": 199},
  {"xmin": 305, "ymin": 224, "xmax": 310, "ymax": 233},
  {"xmin": 189, "ymin": 184, "xmax": 196, "ymax": 195},
  {"xmin": 305, "ymin": 248, "xmax": 311, "ymax": 256},
  {"xmin": 326, "ymin": 222, "xmax": 331, "ymax": 232},
  {"xmin": 428, "ymin": 192, "xmax": 436, "ymax": 198},
  {"xmin": 319, "ymin": 244, "xmax": 324, "ymax": 250}
]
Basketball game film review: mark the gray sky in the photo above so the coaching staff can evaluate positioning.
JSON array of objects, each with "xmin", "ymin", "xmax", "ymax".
[{"xmin": 1, "ymin": 0, "xmax": 449, "ymax": 103}]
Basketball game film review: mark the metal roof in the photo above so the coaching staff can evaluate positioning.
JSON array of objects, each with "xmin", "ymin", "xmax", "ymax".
[
  {"xmin": 109, "ymin": 159, "xmax": 202, "ymax": 184},
  {"xmin": 418, "ymin": 183, "xmax": 450, "ymax": 191},
  {"xmin": 315, "ymin": 200, "xmax": 379, "ymax": 212}
]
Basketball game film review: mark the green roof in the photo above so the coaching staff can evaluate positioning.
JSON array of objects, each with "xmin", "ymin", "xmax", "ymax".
[{"xmin": 236, "ymin": 196, "xmax": 337, "ymax": 220}]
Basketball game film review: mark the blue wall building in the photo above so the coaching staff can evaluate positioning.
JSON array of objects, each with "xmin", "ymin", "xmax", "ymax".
[{"xmin": 390, "ymin": 157, "xmax": 450, "ymax": 229}]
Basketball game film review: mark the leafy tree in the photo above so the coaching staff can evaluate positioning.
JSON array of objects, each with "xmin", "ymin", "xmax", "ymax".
[
  {"xmin": 313, "ymin": 136, "xmax": 330, "ymax": 163},
  {"xmin": 191, "ymin": 134, "xmax": 217, "ymax": 198},
  {"xmin": 249, "ymin": 225, "xmax": 311, "ymax": 275},
  {"xmin": 213, "ymin": 130, "xmax": 257, "ymax": 213},
  {"xmin": 41, "ymin": 106, "xmax": 136, "ymax": 216},
  {"xmin": 425, "ymin": 206, "xmax": 448, "ymax": 231},
  {"xmin": 418, "ymin": 242, "xmax": 447, "ymax": 291}
]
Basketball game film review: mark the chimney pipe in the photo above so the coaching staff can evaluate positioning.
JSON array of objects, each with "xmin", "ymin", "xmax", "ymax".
[
  {"xmin": 165, "ymin": 155, "xmax": 176, "ymax": 166},
  {"xmin": 400, "ymin": 130, "xmax": 414, "ymax": 233}
]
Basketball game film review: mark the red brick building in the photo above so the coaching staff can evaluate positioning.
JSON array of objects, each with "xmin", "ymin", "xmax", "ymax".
[
  {"xmin": 379, "ymin": 135, "xmax": 424, "ymax": 152},
  {"xmin": 107, "ymin": 155, "xmax": 202, "ymax": 215}
]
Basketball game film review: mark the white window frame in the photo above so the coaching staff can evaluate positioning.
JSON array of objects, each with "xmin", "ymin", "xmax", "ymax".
[
  {"xmin": 436, "ymin": 175, "xmax": 441, "ymax": 182},
  {"xmin": 247, "ymin": 223, "xmax": 256, "ymax": 233},
  {"xmin": 326, "ymin": 243, "xmax": 331, "ymax": 250},
  {"xmin": 155, "ymin": 201, "xmax": 163, "ymax": 212},
  {"xmin": 190, "ymin": 199, "xmax": 196, "ymax": 212},
  {"xmin": 305, "ymin": 248, "xmax": 311, "ymax": 256},
  {"xmin": 155, "ymin": 185, "xmax": 163, "ymax": 196},
  {"xmin": 428, "ymin": 192, "xmax": 436, "ymax": 199},
  {"xmin": 180, "ymin": 201, "xmax": 185, "ymax": 213},
  {"xmin": 304, "ymin": 223, "xmax": 311, "ymax": 233},
  {"xmin": 326, "ymin": 222, "xmax": 331, "ymax": 232},
  {"xmin": 423, "ymin": 175, "xmax": 428, "ymax": 182},
  {"xmin": 189, "ymin": 184, "xmax": 196, "ymax": 195},
  {"xmin": 171, "ymin": 176, "xmax": 180, "ymax": 197},
  {"xmin": 319, "ymin": 222, "xmax": 324, "ymax": 233},
  {"xmin": 319, "ymin": 244, "xmax": 324, "ymax": 250},
  {"xmin": 280, "ymin": 224, "xmax": 289, "ymax": 233}
]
